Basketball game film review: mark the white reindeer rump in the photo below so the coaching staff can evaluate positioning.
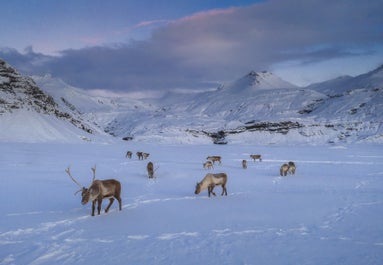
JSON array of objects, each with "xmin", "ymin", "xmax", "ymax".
[
  {"xmin": 280, "ymin": 164, "xmax": 289, "ymax": 177},
  {"xmin": 288, "ymin": 161, "xmax": 296, "ymax": 175},
  {"xmin": 279, "ymin": 161, "xmax": 297, "ymax": 177},
  {"xmin": 147, "ymin": 161, "xmax": 154, "ymax": 178}
]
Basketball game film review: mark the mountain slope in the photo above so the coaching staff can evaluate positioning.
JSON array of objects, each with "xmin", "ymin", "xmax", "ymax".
[
  {"xmin": 2, "ymin": 58, "xmax": 382, "ymax": 145},
  {"xmin": 130, "ymin": 68, "xmax": 383, "ymax": 144},
  {"xmin": 0, "ymin": 59, "xmax": 106, "ymax": 143}
]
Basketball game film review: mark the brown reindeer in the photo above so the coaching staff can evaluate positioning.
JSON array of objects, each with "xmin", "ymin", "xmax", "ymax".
[
  {"xmin": 250, "ymin": 154, "xmax": 262, "ymax": 162},
  {"xmin": 203, "ymin": 161, "xmax": 214, "ymax": 170},
  {"xmin": 206, "ymin": 156, "xmax": 221, "ymax": 165},
  {"xmin": 242, "ymin": 159, "xmax": 247, "ymax": 169},
  {"xmin": 195, "ymin": 173, "xmax": 228, "ymax": 197},
  {"xmin": 280, "ymin": 163, "xmax": 289, "ymax": 176},
  {"xmin": 288, "ymin": 161, "xmax": 296, "ymax": 175},
  {"xmin": 142, "ymin": 153, "xmax": 150, "ymax": 160},
  {"xmin": 136, "ymin": 152, "xmax": 144, "ymax": 160},
  {"xmin": 126, "ymin": 151, "xmax": 132, "ymax": 158},
  {"xmin": 65, "ymin": 166, "xmax": 122, "ymax": 216},
  {"xmin": 147, "ymin": 161, "xmax": 154, "ymax": 178}
]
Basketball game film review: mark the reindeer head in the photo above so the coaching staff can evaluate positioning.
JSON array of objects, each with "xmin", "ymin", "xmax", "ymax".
[
  {"xmin": 66, "ymin": 166, "xmax": 97, "ymax": 205},
  {"xmin": 195, "ymin": 182, "xmax": 202, "ymax": 194},
  {"xmin": 80, "ymin": 187, "xmax": 90, "ymax": 205}
]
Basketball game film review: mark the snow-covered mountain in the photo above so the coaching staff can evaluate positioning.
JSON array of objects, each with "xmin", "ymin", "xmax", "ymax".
[
  {"xmin": 1, "ymin": 58, "xmax": 382, "ymax": 144},
  {"xmin": 101, "ymin": 67, "xmax": 383, "ymax": 144},
  {"xmin": 32, "ymin": 74, "xmax": 157, "ymax": 138},
  {"xmin": 0, "ymin": 59, "xmax": 108, "ymax": 143}
]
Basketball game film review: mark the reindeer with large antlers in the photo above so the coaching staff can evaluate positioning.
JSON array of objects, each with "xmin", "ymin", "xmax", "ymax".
[{"xmin": 65, "ymin": 165, "xmax": 122, "ymax": 216}]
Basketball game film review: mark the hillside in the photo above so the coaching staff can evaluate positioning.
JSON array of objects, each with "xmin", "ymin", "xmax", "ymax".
[
  {"xmin": 1, "ymin": 58, "xmax": 382, "ymax": 144},
  {"xmin": 97, "ymin": 68, "xmax": 383, "ymax": 145},
  {"xmin": 0, "ymin": 59, "xmax": 107, "ymax": 143}
]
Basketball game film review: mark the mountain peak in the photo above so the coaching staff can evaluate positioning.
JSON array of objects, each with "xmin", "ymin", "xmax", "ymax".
[
  {"xmin": 246, "ymin": 70, "xmax": 271, "ymax": 77},
  {"xmin": 230, "ymin": 70, "xmax": 296, "ymax": 91}
]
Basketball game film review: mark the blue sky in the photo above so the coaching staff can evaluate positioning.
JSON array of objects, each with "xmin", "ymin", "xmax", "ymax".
[{"xmin": 1, "ymin": 0, "xmax": 382, "ymax": 94}]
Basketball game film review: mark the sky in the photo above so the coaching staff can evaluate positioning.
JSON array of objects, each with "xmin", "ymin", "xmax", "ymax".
[{"xmin": 1, "ymin": 0, "xmax": 383, "ymax": 96}]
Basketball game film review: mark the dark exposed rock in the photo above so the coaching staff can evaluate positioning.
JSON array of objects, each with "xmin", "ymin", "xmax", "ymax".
[{"xmin": 0, "ymin": 59, "xmax": 93, "ymax": 134}]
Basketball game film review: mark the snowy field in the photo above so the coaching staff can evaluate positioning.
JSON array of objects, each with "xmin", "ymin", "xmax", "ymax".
[{"xmin": 1, "ymin": 141, "xmax": 383, "ymax": 265}]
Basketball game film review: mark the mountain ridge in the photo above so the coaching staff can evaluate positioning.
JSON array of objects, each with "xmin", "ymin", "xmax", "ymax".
[
  {"xmin": 1, "ymin": 58, "xmax": 382, "ymax": 144},
  {"xmin": 0, "ymin": 59, "xmax": 108, "ymax": 143}
]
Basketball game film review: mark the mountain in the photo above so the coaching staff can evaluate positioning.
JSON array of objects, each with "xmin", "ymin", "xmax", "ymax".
[
  {"xmin": 104, "ymin": 67, "xmax": 382, "ymax": 144},
  {"xmin": 0, "ymin": 59, "xmax": 107, "ymax": 143},
  {"xmin": 32, "ymin": 74, "xmax": 157, "ymax": 134},
  {"xmin": 224, "ymin": 70, "xmax": 298, "ymax": 91},
  {"xmin": 1, "ymin": 58, "xmax": 382, "ymax": 144}
]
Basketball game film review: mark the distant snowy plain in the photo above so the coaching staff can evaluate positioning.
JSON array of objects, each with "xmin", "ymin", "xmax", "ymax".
[{"xmin": 1, "ymin": 141, "xmax": 383, "ymax": 265}]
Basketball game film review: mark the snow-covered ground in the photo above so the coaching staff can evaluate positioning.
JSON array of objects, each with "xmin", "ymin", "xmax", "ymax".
[{"xmin": 1, "ymin": 141, "xmax": 383, "ymax": 265}]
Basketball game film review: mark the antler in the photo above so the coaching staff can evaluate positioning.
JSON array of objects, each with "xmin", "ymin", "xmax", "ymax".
[
  {"xmin": 91, "ymin": 165, "xmax": 96, "ymax": 181},
  {"xmin": 65, "ymin": 166, "xmax": 82, "ymax": 188}
]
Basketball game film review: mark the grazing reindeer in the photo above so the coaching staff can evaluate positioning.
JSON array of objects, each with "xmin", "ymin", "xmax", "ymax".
[
  {"xmin": 143, "ymin": 153, "xmax": 150, "ymax": 160},
  {"xmin": 280, "ymin": 163, "xmax": 289, "ymax": 176},
  {"xmin": 195, "ymin": 173, "xmax": 228, "ymax": 197},
  {"xmin": 203, "ymin": 161, "xmax": 214, "ymax": 170},
  {"xmin": 288, "ymin": 161, "xmax": 296, "ymax": 175},
  {"xmin": 136, "ymin": 151, "xmax": 144, "ymax": 160},
  {"xmin": 65, "ymin": 166, "xmax": 122, "ymax": 216},
  {"xmin": 206, "ymin": 156, "xmax": 221, "ymax": 165},
  {"xmin": 126, "ymin": 151, "xmax": 132, "ymax": 159},
  {"xmin": 242, "ymin": 159, "xmax": 247, "ymax": 169},
  {"xmin": 250, "ymin": 154, "xmax": 262, "ymax": 162},
  {"xmin": 147, "ymin": 161, "xmax": 154, "ymax": 178}
]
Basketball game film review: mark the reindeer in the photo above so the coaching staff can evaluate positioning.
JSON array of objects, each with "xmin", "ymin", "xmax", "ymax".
[
  {"xmin": 280, "ymin": 163, "xmax": 289, "ymax": 176},
  {"xmin": 195, "ymin": 173, "xmax": 228, "ymax": 197},
  {"xmin": 250, "ymin": 154, "xmax": 262, "ymax": 162},
  {"xmin": 65, "ymin": 166, "xmax": 122, "ymax": 216},
  {"xmin": 142, "ymin": 153, "xmax": 150, "ymax": 160},
  {"xmin": 203, "ymin": 161, "xmax": 214, "ymax": 170},
  {"xmin": 242, "ymin": 159, "xmax": 247, "ymax": 169},
  {"xmin": 126, "ymin": 151, "xmax": 132, "ymax": 159},
  {"xmin": 136, "ymin": 152, "xmax": 144, "ymax": 160},
  {"xmin": 147, "ymin": 161, "xmax": 154, "ymax": 178},
  {"xmin": 288, "ymin": 161, "xmax": 296, "ymax": 175},
  {"xmin": 206, "ymin": 156, "xmax": 221, "ymax": 165}
]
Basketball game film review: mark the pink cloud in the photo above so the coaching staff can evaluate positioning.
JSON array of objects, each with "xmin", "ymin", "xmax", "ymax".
[
  {"xmin": 134, "ymin": 19, "xmax": 170, "ymax": 29},
  {"xmin": 176, "ymin": 7, "xmax": 238, "ymax": 23},
  {"xmin": 80, "ymin": 36, "xmax": 103, "ymax": 45}
]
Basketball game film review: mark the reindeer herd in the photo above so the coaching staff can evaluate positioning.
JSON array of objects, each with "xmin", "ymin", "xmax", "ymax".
[{"xmin": 66, "ymin": 149, "xmax": 297, "ymax": 216}]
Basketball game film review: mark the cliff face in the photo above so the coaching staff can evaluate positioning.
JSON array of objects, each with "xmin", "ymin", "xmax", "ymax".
[
  {"xmin": 0, "ymin": 59, "xmax": 58, "ymax": 114},
  {"xmin": 0, "ymin": 59, "xmax": 93, "ymax": 135}
]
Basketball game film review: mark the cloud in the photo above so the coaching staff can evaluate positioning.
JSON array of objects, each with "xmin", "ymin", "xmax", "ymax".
[{"xmin": 1, "ymin": 0, "xmax": 382, "ymax": 91}]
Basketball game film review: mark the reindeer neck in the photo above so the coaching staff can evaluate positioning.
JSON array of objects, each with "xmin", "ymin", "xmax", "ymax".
[{"xmin": 199, "ymin": 180, "xmax": 210, "ymax": 191}]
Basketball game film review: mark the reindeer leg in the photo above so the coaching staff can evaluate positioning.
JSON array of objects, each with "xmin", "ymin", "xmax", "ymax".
[
  {"xmin": 97, "ymin": 198, "xmax": 102, "ymax": 215},
  {"xmin": 117, "ymin": 196, "xmax": 122, "ymax": 211},
  {"xmin": 221, "ymin": 184, "xmax": 227, "ymax": 196},
  {"xmin": 105, "ymin": 198, "xmax": 114, "ymax": 213},
  {"xmin": 210, "ymin": 185, "xmax": 217, "ymax": 196},
  {"xmin": 208, "ymin": 186, "xmax": 215, "ymax": 197},
  {"xmin": 91, "ymin": 201, "xmax": 96, "ymax": 216}
]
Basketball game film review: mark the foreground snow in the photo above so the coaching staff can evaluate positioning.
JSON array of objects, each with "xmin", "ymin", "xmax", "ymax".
[{"xmin": 1, "ymin": 142, "xmax": 383, "ymax": 265}]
